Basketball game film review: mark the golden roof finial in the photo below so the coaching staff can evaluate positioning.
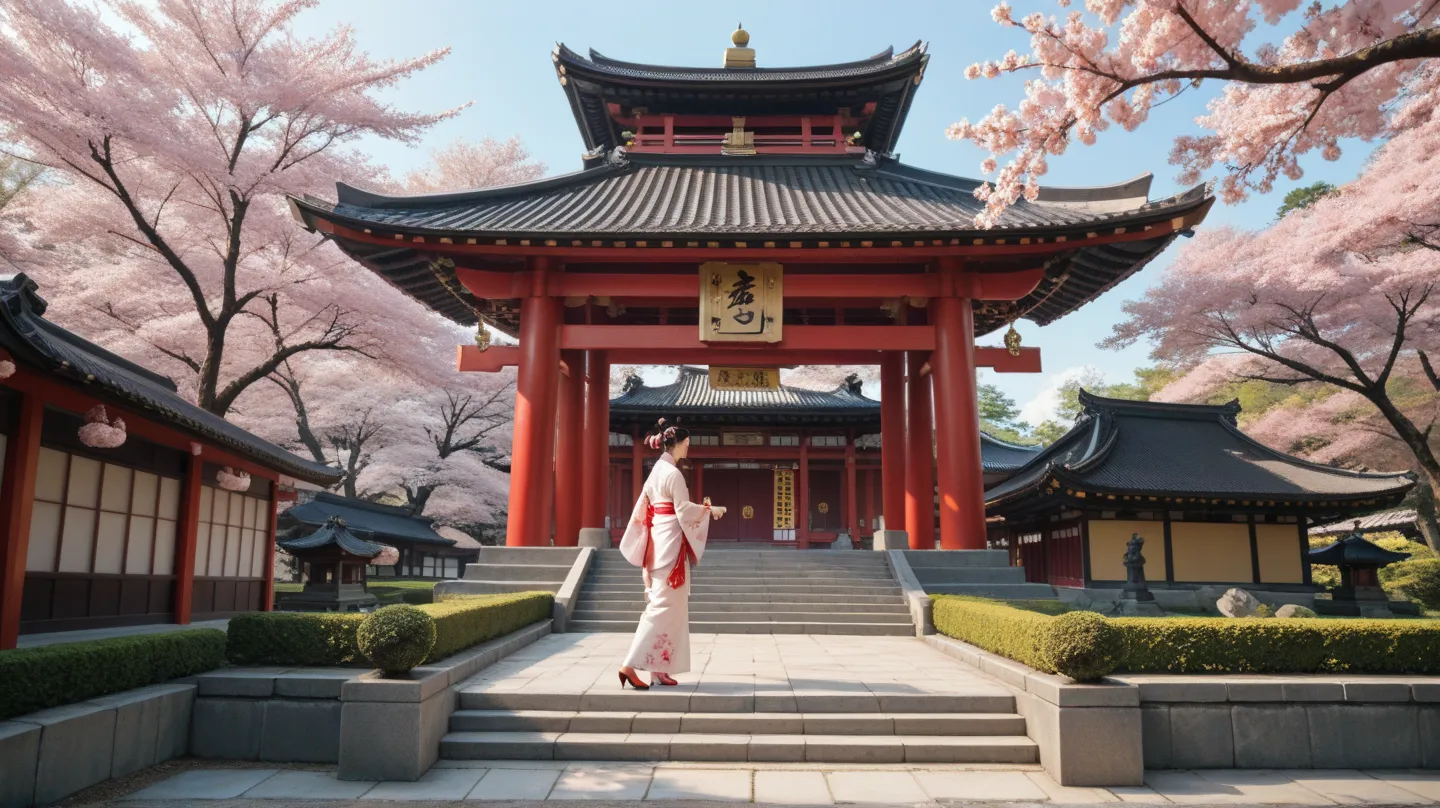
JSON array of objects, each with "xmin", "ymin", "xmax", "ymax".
[{"xmin": 724, "ymin": 23, "xmax": 755, "ymax": 68}]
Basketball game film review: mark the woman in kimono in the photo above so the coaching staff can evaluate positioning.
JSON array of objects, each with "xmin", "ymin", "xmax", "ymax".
[{"xmin": 617, "ymin": 419, "xmax": 725, "ymax": 689}]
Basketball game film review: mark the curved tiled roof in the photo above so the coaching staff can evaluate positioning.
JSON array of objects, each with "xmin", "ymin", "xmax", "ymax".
[
  {"xmin": 610, "ymin": 367, "xmax": 877, "ymax": 415},
  {"xmin": 278, "ymin": 516, "xmax": 387, "ymax": 558},
  {"xmin": 284, "ymin": 492, "xmax": 457, "ymax": 547},
  {"xmin": 1310, "ymin": 509, "xmax": 1419, "ymax": 537},
  {"xmin": 980, "ymin": 432, "xmax": 1043, "ymax": 473},
  {"xmin": 985, "ymin": 390, "xmax": 1416, "ymax": 512},
  {"xmin": 1308, "ymin": 533, "xmax": 1412, "ymax": 567},
  {"xmin": 0, "ymin": 274, "xmax": 340, "ymax": 486},
  {"xmin": 556, "ymin": 42, "xmax": 927, "ymax": 83},
  {"xmin": 292, "ymin": 153, "xmax": 1211, "ymax": 334}
]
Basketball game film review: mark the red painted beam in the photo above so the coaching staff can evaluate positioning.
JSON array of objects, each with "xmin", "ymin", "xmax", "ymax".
[
  {"xmin": 0, "ymin": 392, "xmax": 41, "ymax": 650},
  {"xmin": 459, "ymin": 345, "xmax": 1043, "ymax": 371},
  {"xmin": 560, "ymin": 325, "xmax": 936, "ymax": 352},
  {"xmin": 976, "ymin": 347, "xmax": 1042, "ymax": 373}
]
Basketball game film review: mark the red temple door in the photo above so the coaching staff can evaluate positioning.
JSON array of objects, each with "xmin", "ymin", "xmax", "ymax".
[
  {"xmin": 808, "ymin": 469, "xmax": 844, "ymax": 534},
  {"xmin": 704, "ymin": 468, "xmax": 773, "ymax": 542}
]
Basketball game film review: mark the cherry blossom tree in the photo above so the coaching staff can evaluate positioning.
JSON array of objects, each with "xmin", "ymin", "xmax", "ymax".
[
  {"xmin": 949, "ymin": 1, "xmax": 1440, "ymax": 225},
  {"xmin": 1106, "ymin": 107, "xmax": 1440, "ymax": 541},
  {"xmin": 402, "ymin": 137, "xmax": 545, "ymax": 193},
  {"xmin": 0, "ymin": 0, "xmax": 461, "ymax": 414}
]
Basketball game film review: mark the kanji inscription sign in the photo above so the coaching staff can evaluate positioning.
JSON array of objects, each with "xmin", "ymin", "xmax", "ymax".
[
  {"xmin": 700, "ymin": 262, "xmax": 783, "ymax": 342},
  {"xmin": 709, "ymin": 367, "xmax": 779, "ymax": 391},
  {"xmin": 773, "ymin": 468, "xmax": 795, "ymax": 530}
]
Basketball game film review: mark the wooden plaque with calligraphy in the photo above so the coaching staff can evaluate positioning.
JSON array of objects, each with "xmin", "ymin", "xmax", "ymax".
[
  {"xmin": 700, "ymin": 262, "xmax": 783, "ymax": 343},
  {"xmin": 709, "ymin": 367, "xmax": 779, "ymax": 391}
]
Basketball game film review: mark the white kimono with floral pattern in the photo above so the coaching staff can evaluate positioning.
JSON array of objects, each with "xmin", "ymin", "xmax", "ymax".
[{"xmin": 619, "ymin": 453, "xmax": 711, "ymax": 674}]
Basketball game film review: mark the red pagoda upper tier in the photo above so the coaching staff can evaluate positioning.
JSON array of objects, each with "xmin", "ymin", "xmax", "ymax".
[{"xmin": 554, "ymin": 34, "xmax": 928, "ymax": 163}]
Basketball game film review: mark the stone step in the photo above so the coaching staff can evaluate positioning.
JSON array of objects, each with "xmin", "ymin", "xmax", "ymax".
[
  {"xmin": 577, "ymin": 593, "xmax": 907, "ymax": 605},
  {"xmin": 439, "ymin": 731, "xmax": 1038, "ymax": 763},
  {"xmin": 457, "ymin": 689, "xmax": 1015, "ymax": 715},
  {"xmin": 571, "ymin": 600, "xmax": 911, "ymax": 615},
  {"xmin": 581, "ymin": 584, "xmax": 901, "ymax": 596},
  {"xmin": 567, "ymin": 619, "xmax": 915, "ymax": 636},
  {"xmin": 570, "ymin": 607, "xmax": 910, "ymax": 619},
  {"xmin": 910, "ymin": 566, "xmax": 1029, "ymax": 585},
  {"xmin": 899, "ymin": 550, "xmax": 1011, "ymax": 568},
  {"xmin": 450, "ymin": 710, "xmax": 1027, "ymax": 737},
  {"xmin": 435, "ymin": 580, "xmax": 566, "ymax": 597},
  {"xmin": 921, "ymin": 583, "xmax": 1059, "ymax": 599},
  {"xmin": 476, "ymin": 547, "xmax": 584, "ymax": 566}
]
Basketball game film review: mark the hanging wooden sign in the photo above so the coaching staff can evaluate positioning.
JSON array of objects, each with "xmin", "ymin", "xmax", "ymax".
[
  {"xmin": 709, "ymin": 367, "xmax": 779, "ymax": 391},
  {"xmin": 773, "ymin": 468, "xmax": 795, "ymax": 530},
  {"xmin": 700, "ymin": 262, "xmax": 783, "ymax": 343},
  {"xmin": 722, "ymin": 431, "xmax": 765, "ymax": 447}
]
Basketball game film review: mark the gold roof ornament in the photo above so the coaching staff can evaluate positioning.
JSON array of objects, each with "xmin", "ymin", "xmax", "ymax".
[
  {"xmin": 1004, "ymin": 322, "xmax": 1022, "ymax": 356},
  {"xmin": 724, "ymin": 23, "xmax": 755, "ymax": 68},
  {"xmin": 474, "ymin": 325, "xmax": 491, "ymax": 352},
  {"xmin": 721, "ymin": 116, "xmax": 756, "ymax": 155}
]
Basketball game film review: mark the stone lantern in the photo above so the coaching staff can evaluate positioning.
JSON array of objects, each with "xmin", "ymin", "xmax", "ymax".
[
  {"xmin": 276, "ymin": 516, "xmax": 382, "ymax": 612},
  {"xmin": 1308, "ymin": 521, "xmax": 1413, "ymax": 616}
]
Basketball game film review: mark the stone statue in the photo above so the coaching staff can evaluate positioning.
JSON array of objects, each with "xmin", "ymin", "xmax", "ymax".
[{"xmin": 1121, "ymin": 533, "xmax": 1156, "ymax": 602}]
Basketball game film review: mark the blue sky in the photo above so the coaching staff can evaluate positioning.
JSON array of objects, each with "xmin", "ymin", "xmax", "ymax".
[{"xmin": 293, "ymin": 0, "xmax": 1376, "ymax": 425}]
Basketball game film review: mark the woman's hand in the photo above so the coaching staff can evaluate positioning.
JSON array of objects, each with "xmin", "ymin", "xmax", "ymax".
[{"xmin": 710, "ymin": 505, "xmax": 727, "ymax": 520}]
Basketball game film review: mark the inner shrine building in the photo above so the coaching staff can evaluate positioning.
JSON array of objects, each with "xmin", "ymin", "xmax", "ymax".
[{"xmin": 291, "ymin": 29, "xmax": 1214, "ymax": 551}]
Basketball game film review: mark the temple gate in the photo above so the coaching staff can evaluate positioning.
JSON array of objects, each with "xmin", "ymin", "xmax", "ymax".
[{"xmin": 292, "ymin": 29, "xmax": 1214, "ymax": 551}]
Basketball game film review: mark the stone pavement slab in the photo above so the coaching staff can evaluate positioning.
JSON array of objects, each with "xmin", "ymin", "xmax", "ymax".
[
  {"xmin": 1024, "ymin": 771, "xmax": 1120, "ymax": 804},
  {"xmin": 1375, "ymin": 771, "xmax": 1440, "ymax": 802},
  {"xmin": 241, "ymin": 770, "xmax": 375, "ymax": 799},
  {"xmin": 913, "ymin": 770, "xmax": 1049, "ymax": 801},
  {"xmin": 753, "ymin": 771, "xmax": 833, "ymax": 805},
  {"xmin": 361, "ymin": 768, "xmax": 484, "ymax": 800},
  {"xmin": 646, "ymin": 769, "xmax": 752, "ymax": 801},
  {"xmin": 824, "ymin": 771, "xmax": 928, "ymax": 804},
  {"xmin": 1190, "ymin": 770, "xmax": 1337, "ymax": 805},
  {"xmin": 467, "ymin": 767, "xmax": 562, "ymax": 799},
  {"xmin": 123, "ymin": 769, "xmax": 278, "ymax": 800},
  {"xmin": 549, "ymin": 764, "xmax": 656, "ymax": 800},
  {"xmin": 1280, "ymin": 770, "xmax": 1434, "ymax": 804}
]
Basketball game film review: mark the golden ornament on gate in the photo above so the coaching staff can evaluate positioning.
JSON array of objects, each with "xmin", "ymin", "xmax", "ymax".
[
  {"xmin": 817, "ymin": 501, "xmax": 829, "ymax": 514},
  {"xmin": 1004, "ymin": 322, "xmax": 1022, "ymax": 357},
  {"xmin": 742, "ymin": 505, "xmax": 754, "ymax": 519}
]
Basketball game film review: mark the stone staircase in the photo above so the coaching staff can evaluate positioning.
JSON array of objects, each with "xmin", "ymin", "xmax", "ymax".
[
  {"xmin": 434, "ymin": 547, "xmax": 583, "ymax": 598},
  {"xmin": 441, "ymin": 696, "xmax": 1036, "ymax": 764},
  {"xmin": 902, "ymin": 550, "xmax": 1058, "ymax": 599},
  {"xmin": 568, "ymin": 549, "xmax": 914, "ymax": 636}
]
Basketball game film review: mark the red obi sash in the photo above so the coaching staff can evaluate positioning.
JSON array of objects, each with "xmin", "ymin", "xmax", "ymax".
[{"xmin": 642, "ymin": 501, "xmax": 699, "ymax": 589}]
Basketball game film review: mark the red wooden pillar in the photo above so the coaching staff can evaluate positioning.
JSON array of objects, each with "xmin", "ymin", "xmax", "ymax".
[
  {"xmin": 172, "ymin": 454, "xmax": 204, "ymax": 624},
  {"xmin": 880, "ymin": 352, "xmax": 907, "ymax": 532},
  {"xmin": 262, "ymin": 484, "xmax": 278, "ymax": 610},
  {"xmin": 932, "ymin": 292, "xmax": 987, "ymax": 550},
  {"xmin": 581, "ymin": 351, "xmax": 610, "ymax": 529},
  {"xmin": 504, "ymin": 261, "xmax": 562, "ymax": 547},
  {"xmin": 862, "ymin": 469, "xmax": 874, "ymax": 537},
  {"xmin": 0, "ymin": 392, "xmax": 42, "ymax": 650},
  {"xmin": 905, "ymin": 352, "xmax": 936, "ymax": 550},
  {"xmin": 797, "ymin": 440, "xmax": 810, "ymax": 549},
  {"xmin": 554, "ymin": 350, "xmax": 585, "ymax": 546},
  {"xmin": 631, "ymin": 425, "xmax": 643, "ymax": 505},
  {"xmin": 845, "ymin": 438, "xmax": 858, "ymax": 545}
]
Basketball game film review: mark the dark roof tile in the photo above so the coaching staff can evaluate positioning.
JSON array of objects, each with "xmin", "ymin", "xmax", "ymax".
[{"xmin": 283, "ymin": 492, "xmax": 456, "ymax": 547}]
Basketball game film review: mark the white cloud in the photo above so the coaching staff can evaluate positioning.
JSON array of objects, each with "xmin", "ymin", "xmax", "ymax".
[{"xmin": 1017, "ymin": 364, "xmax": 1105, "ymax": 426}]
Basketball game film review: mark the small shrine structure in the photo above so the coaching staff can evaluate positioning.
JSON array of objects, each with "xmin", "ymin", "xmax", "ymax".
[
  {"xmin": 985, "ymin": 391, "xmax": 1416, "ymax": 599},
  {"xmin": 280, "ymin": 492, "xmax": 481, "ymax": 579},
  {"xmin": 276, "ymin": 516, "xmax": 383, "ymax": 612},
  {"xmin": 291, "ymin": 28, "xmax": 1214, "ymax": 551},
  {"xmin": 1308, "ymin": 523, "xmax": 1414, "ymax": 614}
]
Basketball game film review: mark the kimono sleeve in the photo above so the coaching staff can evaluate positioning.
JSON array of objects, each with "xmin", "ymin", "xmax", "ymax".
[{"xmin": 667, "ymin": 467, "xmax": 711, "ymax": 564}]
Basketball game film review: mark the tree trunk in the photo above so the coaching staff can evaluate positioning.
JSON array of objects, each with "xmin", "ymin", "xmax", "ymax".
[
  {"xmin": 1370, "ymin": 394, "xmax": 1440, "ymax": 551},
  {"xmin": 1412, "ymin": 478, "xmax": 1440, "ymax": 552}
]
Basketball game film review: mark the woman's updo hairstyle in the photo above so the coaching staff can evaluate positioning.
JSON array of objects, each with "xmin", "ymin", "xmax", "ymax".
[{"xmin": 644, "ymin": 418, "xmax": 691, "ymax": 451}]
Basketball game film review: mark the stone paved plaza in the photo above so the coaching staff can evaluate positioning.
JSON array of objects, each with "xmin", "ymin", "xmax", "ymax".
[
  {"xmin": 458, "ymin": 632, "xmax": 1013, "ymax": 706},
  {"xmin": 118, "ymin": 763, "xmax": 1440, "ymax": 804}
]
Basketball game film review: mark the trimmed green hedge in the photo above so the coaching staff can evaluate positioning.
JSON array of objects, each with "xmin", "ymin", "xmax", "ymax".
[
  {"xmin": 932, "ymin": 595, "xmax": 1440, "ymax": 677},
  {"xmin": 1114, "ymin": 615, "xmax": 1440, "ymax": 674},
  {"xmin": 0, "ymin": 629, "xmax": 226, "ymax": 720},
  {"xmin": 228, "ymin": 592, "xmax": 553, "ymax": 667},
  {"xmin": 359, "ymin": 605, "xmax": 436, "ymax": 674}
]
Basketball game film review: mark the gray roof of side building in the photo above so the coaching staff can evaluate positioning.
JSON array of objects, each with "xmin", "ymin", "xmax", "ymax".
[
  {"xmin": 609, "ymin": 367, "xmax": 1042, "ymax": 472},
  {"xmin": 0, "ymin": 274, "xmax": 340, "ymax": 486},
  {"xmin": 985, "ymin": 390, "xmax": 1416, "ymax": 511},
  {"xmin": 282, "ymin": 492, "xmax": 457, "ymax": 548},
  {"xmin": 278, "ymin": 516, "xmax": 388, "ymax": 558}
]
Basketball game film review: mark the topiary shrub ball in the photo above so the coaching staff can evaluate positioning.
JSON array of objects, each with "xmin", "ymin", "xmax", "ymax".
[
  {"xmin": 1042, "ymin": 611, "xmax": 1127, "ymax": 682},
  {"xmin": 357, "ymin": 605, "xmax": 436, "ymax": 676}
]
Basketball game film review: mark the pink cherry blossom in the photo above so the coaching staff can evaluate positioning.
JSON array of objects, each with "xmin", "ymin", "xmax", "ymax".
[{"xmin": 951, "ymin": 1, "xmax": 1440, "ymax": 225}]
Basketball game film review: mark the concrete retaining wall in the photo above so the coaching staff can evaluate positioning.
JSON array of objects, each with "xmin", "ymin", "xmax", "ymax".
[
  {"xmin": 1115, "ymin": 675, "xmax": 1440, "ymax": 770},
  {"xmin": 0, "ymin": 683, "xmax": 194, "ymax": 808}
]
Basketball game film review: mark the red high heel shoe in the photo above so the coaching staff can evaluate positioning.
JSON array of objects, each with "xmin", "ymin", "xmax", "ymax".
[
  {"xmin": 618, "ymin": 669, "xmax": 650, "ymax": 690},
  {"xmin": 653, "ymin": 672, "xmax": 679, "ymax": 686}
]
